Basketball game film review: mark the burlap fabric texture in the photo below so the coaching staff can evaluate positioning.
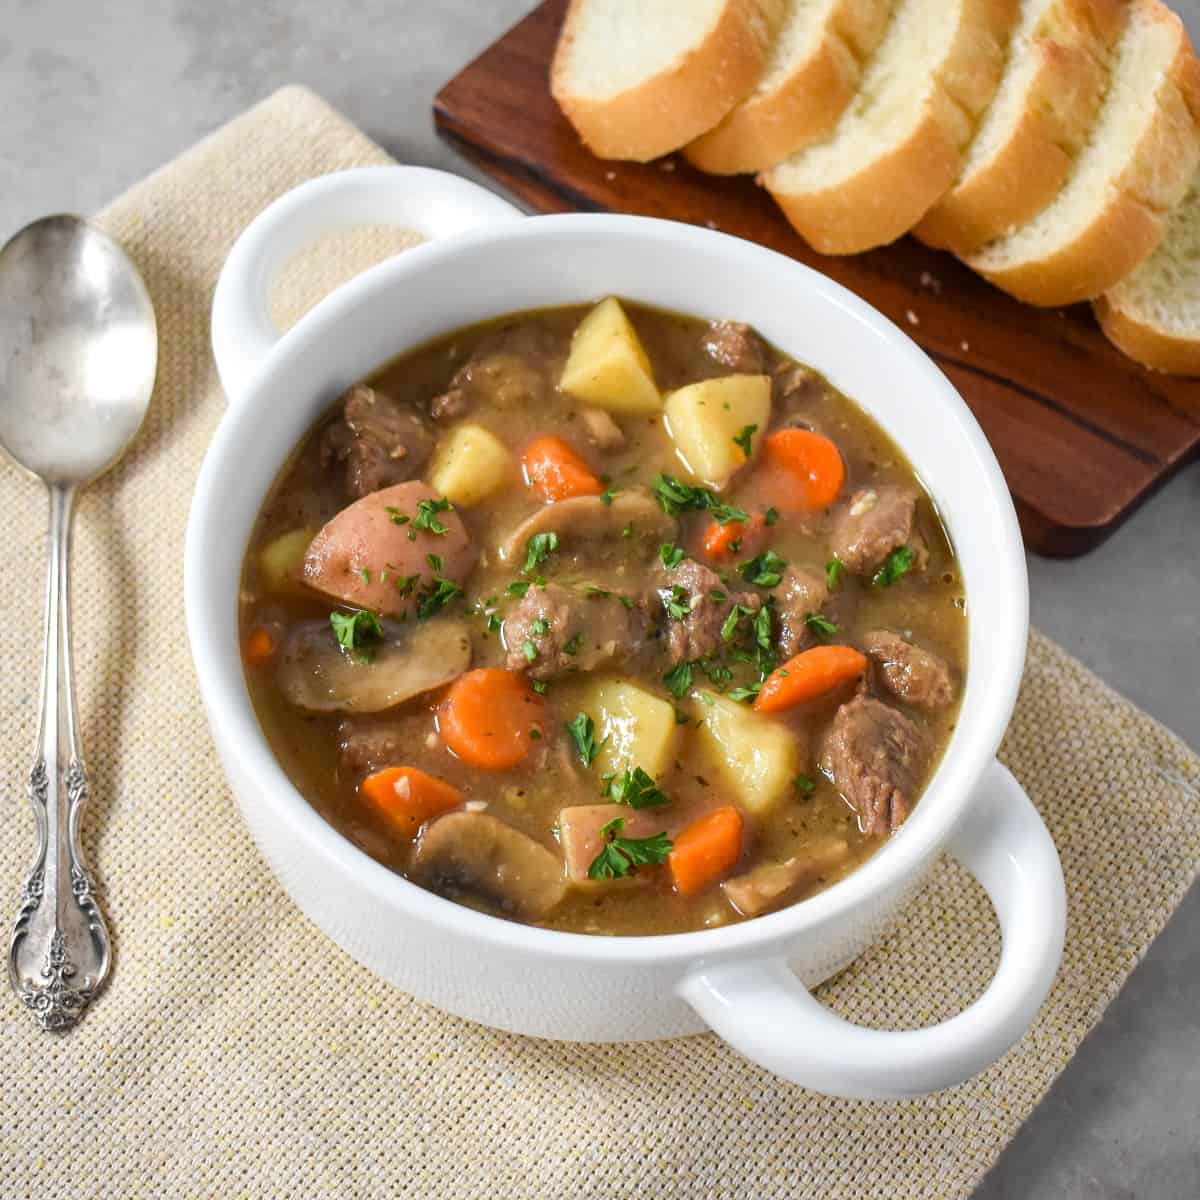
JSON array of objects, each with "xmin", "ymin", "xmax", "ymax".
[{"xmin": 0, "ymin": 86, "xmax": 1197, "ymax": 1200}]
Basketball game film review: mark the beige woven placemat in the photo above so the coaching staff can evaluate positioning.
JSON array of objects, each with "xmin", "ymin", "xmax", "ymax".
[{"xmin": 1, "ymin": 85, "xmax": 1198, "ymax": 1200}]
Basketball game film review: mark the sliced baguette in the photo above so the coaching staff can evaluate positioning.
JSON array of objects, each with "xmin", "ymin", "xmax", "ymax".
[
  {"xmin": 684, "ymin": 0, "xmax": 896, "ymax": 175},
  {"xmin": 762, "ymin": 0, "xmax": 1020, "ymax": 255},
  {"xmin": 965, "ymin": 0, "xmax": 1200, "ymax": 306},
  {"xmin": 551, "ymin": 0, "xmax": 786, "ymax": 162},
  {"xmin": 1094, "ymin": 170, "xmax": 1200, "ymax": 374},
  {"xmin": 916, "ymin": 0, "xmax": 1128, "ymax": 254}
]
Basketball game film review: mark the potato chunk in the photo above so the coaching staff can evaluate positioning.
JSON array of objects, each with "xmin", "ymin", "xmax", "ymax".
[
  {"xmin": 429, "ymin": 422, "xmax": 514, "ymax": 508},
  {"xmin": 258, "ymin": 526, "xmax": 316, "ymax": 595},
  {"xmin": 692, "ymin": 690, "xmax": 799, "ymax": 814},
  {"xmin": 584, "ymin": 677, "xmax": 677, "ymax": 782},
  {"xmin": 664, "ymin": 374, "xmax": 771, "ymax": 489},
  {"xmin": 559, "ymin": 297, "xmax": 661, "ymax": 415}
]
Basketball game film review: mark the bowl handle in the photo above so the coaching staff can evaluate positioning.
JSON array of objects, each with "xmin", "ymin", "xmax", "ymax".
[
  {"xmin": 210, "ymin": 166, "xmax": 522, "ymax": 402},
  {"xmin": 678, "ymin": 761, "xmax": 1065, "ymax": 1099}
]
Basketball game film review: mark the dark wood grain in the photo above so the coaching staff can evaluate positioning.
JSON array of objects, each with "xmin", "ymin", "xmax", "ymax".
[{"xmin": 433, "ymin": 0, "xmax": 1200, "ymax": 556}]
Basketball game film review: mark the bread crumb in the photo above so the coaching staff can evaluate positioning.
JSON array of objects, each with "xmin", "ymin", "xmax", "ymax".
[{"xmin": 905, "ymin": 309, "xmax": 919, "ymax": 326}]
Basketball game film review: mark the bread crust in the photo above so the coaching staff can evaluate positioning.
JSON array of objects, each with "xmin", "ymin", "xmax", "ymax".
[
  {"xmin": 551, "ymin": 0, "xmax": 784, "ymax": 162},
  {"xmin": 967, "ymin": 2, "xmax": 1200, "ymax": 305},
  {"xmin": 684, "ymin": 0, "xmax": 893, "ymax": 175},
  {"xmin": 1093, "ymin": 295, "xmax": 1200, "ymax": 375},
  {"xmin": 763, "ymin": 0, "xmax": 1016, "ymax": 254},
  {"xmin": 916, "ymin": 0, "xmax": 1128, "ymax": 254}
]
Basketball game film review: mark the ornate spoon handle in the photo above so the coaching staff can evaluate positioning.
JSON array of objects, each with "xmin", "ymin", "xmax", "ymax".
[{"xmin": 8, "ymin": 484, "xmax": 110, "ymax": 1029}]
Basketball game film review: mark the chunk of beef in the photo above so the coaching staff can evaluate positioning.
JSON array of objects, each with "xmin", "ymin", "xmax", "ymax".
[
  {"xmin": 702, "ymin": 320, "xmax": 766, "ymax": 374},
  {"xmin": 429, "ymin": 323, "xmax": 555, "ymax": 421},
  {"xmin": 338, "ymin": 718, "xmax": 403, "ymax": 776},
  {"xmin": 579, "ymin": 407, "xmax": 626, "ymax": 450},
  {"xmin": 821, "ymin": 694, "xmax": 930, "ymax": 836},
  {"xmin": 772, "ymin": 565, "xmax": 830, "ymax": 658},
  {"xmin": 429, "ymin": 386, "xmax": 468, "ymax": 422},
  {"xmin": 863, "ymin": 631, "xmax": 956, "ymax": 710},
  {"xmin": 655, "ymin": 558, "xmax": 760, "ymax": 665},
  {"xmin": 830, "ymin": 484, "xmax": 928, "ymax": 577},
  {"xmin": 320, "ymin": 384, "xmax": 434, "ymax": 499},
  {"xmin": 772, "ymin": 359, "xmax": 822, "ymax": 406},
  {"xmin": 722, "ymin": 840, "xmax": 850, "ymax": 917},
  {"xmin": 503, "ymin": 582, "xmax": 649, "ymax": 681}
]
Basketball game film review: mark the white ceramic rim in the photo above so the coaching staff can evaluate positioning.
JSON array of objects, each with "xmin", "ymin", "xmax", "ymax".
[{"xmin": 187, "ymin": 210, "xmax": 1028, "ymax": 965}]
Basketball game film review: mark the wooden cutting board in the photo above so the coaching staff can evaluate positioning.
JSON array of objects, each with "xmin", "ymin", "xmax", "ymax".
[{"xmin": 433, "ymin": 0, "xmax": 1200, "ymax": 556}]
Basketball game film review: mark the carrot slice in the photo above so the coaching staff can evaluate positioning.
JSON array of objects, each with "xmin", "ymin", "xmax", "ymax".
[
  {"xmin": 242, "ymin": 626, "xmax": 276, "ymax": 666},
  {"xmin": 701, "ymin": 512, "xmax": 767, "ymax": 560},
  {"xmin": 754, "ymin": 645, "xmax": 868, "ymax": 713},
  {"xmin": 521, "ymin": 435, "xmax": 604, "ymax": 502},
  {"xmin": 360, "ymin": 766, "xmax": 465, "ymax": 837},
  {"xmin": 669, "ymin": 805, "xmax": 744, "ymax": 896},
  {"xmin": 762, "ymin": 429, "xmax": 845, "ymax": 512},
  {"xmin": 438, "ymin": 668, "xmax": 546, "ymax": 770}
]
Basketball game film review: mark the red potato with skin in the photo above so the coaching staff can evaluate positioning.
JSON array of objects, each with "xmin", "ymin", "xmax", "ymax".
[
  {"xmin": 302, "ymin": 481, "xmax": 475, "ymax": 617},
  {"xmin": 558, "ymin": 804, "xmax": 661, "ymax": 881}
]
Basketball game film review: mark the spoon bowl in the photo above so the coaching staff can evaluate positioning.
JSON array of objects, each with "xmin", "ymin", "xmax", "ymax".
[
  {"xmin": 0, "ymin": 214, "xmax": 157, "ymax": 1030},
  {"xmin": 0, "ymin": 215, "xmax": 157, "ymax": 484}
]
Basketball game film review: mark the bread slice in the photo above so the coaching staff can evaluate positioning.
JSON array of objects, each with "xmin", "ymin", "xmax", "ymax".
[
  {"xmin": 761, "ymin": 0, "xmax": 1020, "ymax": 255},
  {"xmin": 683, "ymin": 0, "xmax": 896, "ymax": 175},
  {"xmin": 551, "ymin": 0, "xmax": 786, "ymax": 162},
  {"xmin": 1093, "ymin": 170, "xmax": 1200, "ymax": 374},
  {"xmin": 965, "ymin": 0, "xmax": 1200, "ymax": 306},
  {"xmin": 915, "ymin": 0, "xmax": 1128, "ymax": 255}
]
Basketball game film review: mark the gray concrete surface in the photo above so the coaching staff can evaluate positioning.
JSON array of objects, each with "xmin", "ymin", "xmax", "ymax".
[{"xmin": 3, "ymin": 1, "xmax": 1198, "ymax": 1195}]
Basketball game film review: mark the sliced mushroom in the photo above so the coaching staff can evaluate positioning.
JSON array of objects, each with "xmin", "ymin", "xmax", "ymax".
[
  {"xmin": 276, "ymin": 616, "xmax": 471, "ymax": 713},
  {"xmin": 721, "ymin": 840, "xmax": 850, "ymax": 918},
  {"xmin": 410, "ymin": 812, "xmax": 566, "ymax": 920},
  {"xmin": 499, "ymin": 485, "xmax": 677, "ymax": 564}
]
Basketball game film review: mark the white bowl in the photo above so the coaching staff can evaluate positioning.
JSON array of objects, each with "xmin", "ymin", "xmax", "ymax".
[{"xmin": 187, "ymin": 167, "xmax": 1065, "ymax": 1099}]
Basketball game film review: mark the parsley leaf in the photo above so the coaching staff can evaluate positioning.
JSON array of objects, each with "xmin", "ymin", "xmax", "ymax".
[
  {"xmin": 565, "ymin": 712, "xmax": 606, "ymax": 768},
  {"xmin": 659, "ymin": 542, "xmax": 687, "ymax": 569},
  {"xmin": 506, "ymin": 580, "xmax": 531, "ymax": 598},
  {"xmin": 532, "ymin": 680, "xmax": 548, "ymax": 695},
  {"xmin": 412, "ymin": 496, "xmax": 453, "ymax": 535},
  {"xmin": 563, "ymin": 632, "xmax": 583, "ymax": 656},
  {"xmin": 651, "ymin": 474, "xmax": 749, "ymax": 525},
  {"xmin": 486, "ymin": 613, "xmax": 502, "ymax": 634},
  {"xmin": 793, "ymin": 773, "xmax": 817, "ymax": 796},
  {"xmin": 825, "ymin": 557, "xmax": 844, "ymax": 590},
  {"xmin": 805, "ymin": 612, "xmax": 838, "ymax": 641},
  {"xmin": 733, "ymin": 423, "xmax": 757, "ymax": 458},
  {"xmin": 738, "ymin": 549, "xmax": 787, "ymax": 588},
  {"xmin": 664, "ymin": 584, "xmax": 692, "ymax": 621},
  {"xmin": 588, "ymin": 818, "xmax": 673, "ymax": 880},
  {"xmin": 394, "ymin": 574, "xmax": 419, "ymax": 596},
  {"xmin": 329, "ymin": 609, "xmax": 383, "ymax": 661},
  {"xmin": 754, "ymin": 605, "xmax": 773, "ymax": 651},
  {"xmin": 385, "ymin": 506, "xmax": 410, "ymax": 526},
  {"xmin": 727, "ymin": 681, "xmax": 762, "ymax": 703},
  {"xmin": 522, "ymin": 639, "xmax": 538, "ymax": 662},
  {"xmin": 662, "ymin": 660, "xmax": 694, "ymax": 700},
  {"xmin": 522, "ymin": 532, "xmax": 560, "ymax": 575},
  {"xmin": 764, "ymin": 507, "xmax": 780, "ymax": 526},
  {"xmin": 872, "ymin": 545, "xmax": 915, "ymax": 588},
  {"xmin": 416, "ymin": 577, "xmax": 463, "ymax": 620},
  {"xmin": 599, "ymin": 486, "xmax": 618, "ymax": 506},
  {"xmin": 721, "ymin": 604, "xmax": 752, "ymax": 642},
  {"xmin": 606, "ymin": 767, "xmax": 670, "ymax": 809},
  {"xmin": 530, "ymin": 617, "xmax": 551, "ymax": 637}
]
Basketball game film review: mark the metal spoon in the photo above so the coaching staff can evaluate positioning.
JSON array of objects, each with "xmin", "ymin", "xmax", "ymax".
[{"xmin": 0, "ymin": 216, "xmax": 157, "ymax": 1030}]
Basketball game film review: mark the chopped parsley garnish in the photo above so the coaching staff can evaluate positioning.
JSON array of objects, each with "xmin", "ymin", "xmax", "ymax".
[
  {"xmin": 664, "ymin": 584, "xmax": 693, "ymax": 622},
  {"xmin": 738, "ymin": 549, "xmax": 787, "ymax": 588},
  {"xmin": 793, "ymin": 773, "xmax": 817, "ymax": 796},
  {"xmin": 621, "ymin": 522, "xmax": 634, "ymax": 539},
  {"xmin": 765, "ymin": 507, "xmax": 780, "ymax": 526},
  {"xmin": 754, "ymin": 605, "xmax": 773, "ymax": 651},
  {"xmin": 698, "ymin": 658, "xmax": 734, "ymax": 688},
  {"xmin": 872, "ymin": 545, "xmax": 915, "ymax": 588},
  {"xmin": 587, "ymin": 818, "xmax": 673, "ymax": 880},
  {"xmin": 531, "ymin": 680, "xmax": 548, "ymax": 695},
  {"xmin": 565, "ymin": 712, "xmax": 606, "ymax": 768},
  {"xmin": 412, "ymin": 496, "xmax": 453, "ymax": 535},
  {"xmin": 530, "ymin": 617, "xmax": 551, "ymax": 637},
  {"xmin": 385, "ymin": 507, "xmax": 410, "ymax": 526},
  {"xmin": 709, "ymin": 589, "xmax": 728, "ymax": 602},
  {"xmin": 359, "ymin": 566, "xmax": 371, "ymax": 584},
  {"xmin": 659, "ymin": 542, "xmax": 687, "ymax": 569},
  {"xmin": 416, "ymin": 577, "xmax": 463, "ymax": 620},
  {"xmin": 486, "ymin": 613, "xmax": 502, "ymax": 634},
  {"xmin": 522, "ymin": 639, "xmax": 538, "ymax": 662},
  {"xmin": 805, "ymin": 612, "xmax": 838, "ymax": 641},
  {"xmin": 651, "ymin": 474, "xmax": 749, "ymax": 525},
  {"xmin": 663, "ymin": 660, "xmax": 694, "ymax": 699},
  {"xmin": 329, "ymin": 608, "xmax": 383, "ymax": 661},
  {"xmin": 394, "ymin": 574, "xmax": 419, "ymax": 596},
  {"xmin": 720, "ymin": 603, "xmax": 754, "ymax": 643},
  {"xmin": 733, "ymin": 423, "xmax": 757, "ymax": 458},
  {"xmin": 826, "ymin": 557, "xmax": 844, "ymax": 590},
  {"xmin": 563, "ymin": 632, "xmax": 583, "ymax": 657},
  {"xmin": 727, "ymin": 681, "xmax": 762, "ymax": 703},
  {"xmin": 522, "ymin": 531, "xmax": 560, "ymax": 574},
  {"xmin": 426, "ymin": 553, "xmax": 442, "ymax": 573},
  {"xmin": 599, "ymin": 486, "xmax": 618, "ymax": 506},
  {"xmin": 507, "ymin": 580, "xmax": 531, "ymax": 598},
  {"xmin": 607, "ymin": 766, "xmax": 670, "ymax": 809}
]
